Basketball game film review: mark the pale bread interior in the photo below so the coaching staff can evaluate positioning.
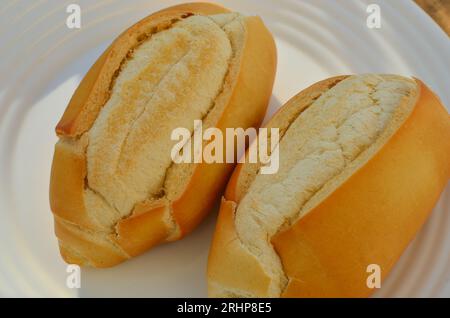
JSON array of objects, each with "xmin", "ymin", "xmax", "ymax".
[
  {"xmin": 57, "ymin": 13, "xmax": 247, "ymax": 253},
  {"xmin": 224, "ymin": 74, "xmax": 418, "ymax": 297}
]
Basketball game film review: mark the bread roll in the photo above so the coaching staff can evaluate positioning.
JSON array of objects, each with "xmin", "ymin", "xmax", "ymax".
[
  {"xmin": 49, "ymin": 3, "xmax": 276, "ymax": 267},
  {"xmin": 207, "ymin": 74, "xmax": 450, "ymax": 297}
]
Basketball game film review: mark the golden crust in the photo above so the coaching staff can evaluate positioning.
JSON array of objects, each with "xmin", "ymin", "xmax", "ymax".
[
  {"xmin": 208, "ymin": 199, "xmax": 272, "ymax": 297},
  {"xmin": 55, "ymin": 218, "xmax": 127, "ymax": 267},
  {"xmin": 50, "ymin": 3, "xmax": 277, "ymax": 267},
  {"xmin": 115, "ymin": 204, "xmax": 170, "ymax": 257},
  {"xmin": 50, "ymin": 141, "xmax": 89, "ymax": 228},
  {"xmin": 207, "ymin": 78, "xmax": 450, "ymax": 297}
]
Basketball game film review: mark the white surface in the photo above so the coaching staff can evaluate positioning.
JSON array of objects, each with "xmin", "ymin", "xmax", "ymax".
[{"xmin": 0, "ymin": 0, "xmax": 449, "ymax": 297}]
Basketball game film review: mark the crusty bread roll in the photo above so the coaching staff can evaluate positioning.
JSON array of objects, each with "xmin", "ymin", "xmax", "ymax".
[
  {"xmin": 49, "ymin": 3, "xmax": 276, "ymax": 267},
  {"xmin": 207, "ymin": 74, "xmax": 450, "ymax": 297}
]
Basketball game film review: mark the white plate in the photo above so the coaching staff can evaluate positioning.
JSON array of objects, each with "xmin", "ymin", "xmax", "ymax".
[{"xmin": 0, "ymin": 0, "xmax": 449, "ymax": 297}]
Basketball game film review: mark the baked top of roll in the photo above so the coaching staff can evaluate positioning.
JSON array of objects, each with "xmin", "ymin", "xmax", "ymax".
[
  {"xmin": 88, "ymin": 13, "xmax": 244, "ymax": 220},
  {"xmin": 208, "ymin": 73, "xmax": 450, "ymax": 297},
  {"xmin": 60, "ymin": 13, "xmax": 246, "ymax": 237},
  {"xmin": 58, "ymin": 12, "xmax": 246, "ymax": 233},
  {"xmin": 234, "ymin": 74, "xmax": 417, "ymax": 296}
]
